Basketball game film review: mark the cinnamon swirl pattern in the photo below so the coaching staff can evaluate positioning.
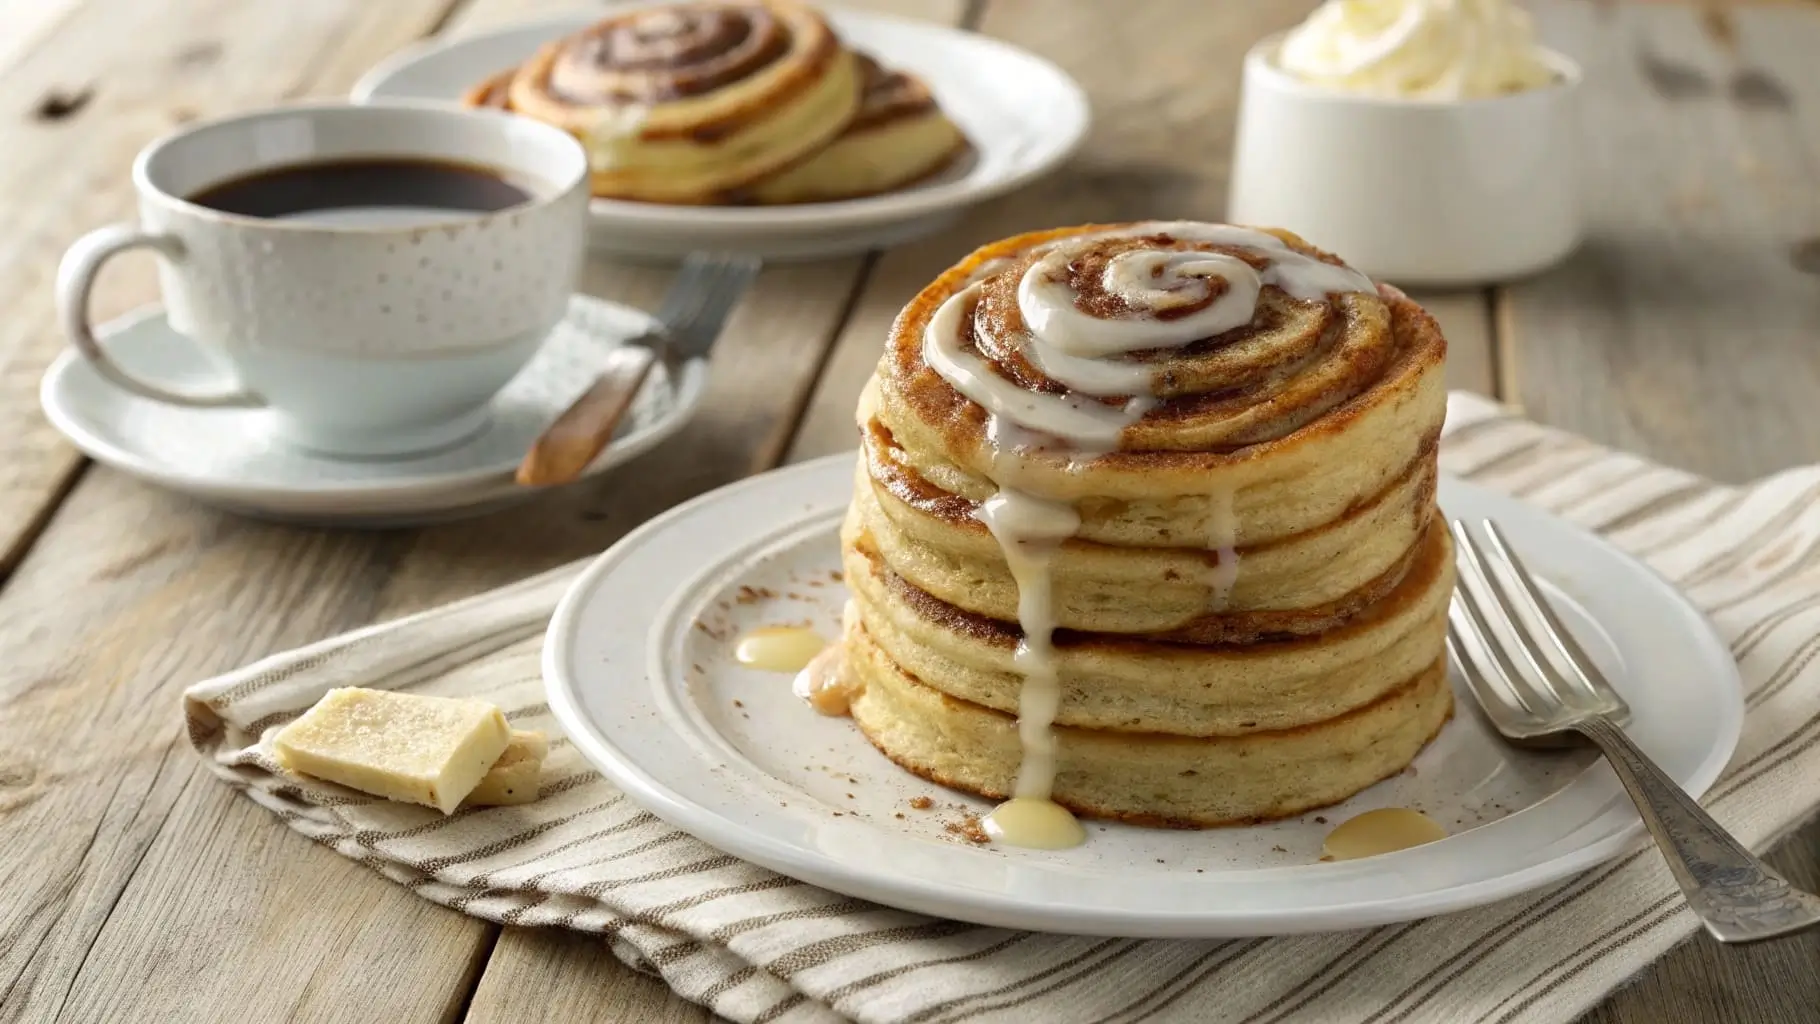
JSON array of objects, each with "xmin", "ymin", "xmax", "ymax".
[
  {"xmin": 463, "ymin": 1, "xmax": 965, "ymax": 205},
  {"xmin": 835, "ymin": 222, "xmax": 1453, "ymax": 833},
  {"xmin": 746, "ymin": 53, "xmax": 966, "ymax": 204}
]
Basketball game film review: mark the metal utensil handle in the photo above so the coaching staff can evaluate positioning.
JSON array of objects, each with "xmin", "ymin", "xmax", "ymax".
[{"xmin": 1578, "ymin": 716, "xmax": 1820, "ymax": 943}]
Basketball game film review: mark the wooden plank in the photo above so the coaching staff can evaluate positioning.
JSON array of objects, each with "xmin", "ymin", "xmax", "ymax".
[
  {"xmin": 449, "ymin": 0, "xmax": 625, "ymax": 32},
  {"xmin": 1417, "ymin": 291, "xmax": 1497, "ymax": 398},
  {"xmin": 0, "ymin": 0, "xmax": 86, "ymax": 80},
  {"xmin": 1503, "ymin": 0, "xmax": 1820, "ymax": 483},
  {"xmin": 466, "ymin": 928, "xmax": 710, "ymax": 1024},
  {"xmin": 0, "ymin": 5, "xmax": 476, "ymax": 1018},
  {"xmin": 1507, "ymin": 4, "xmax": 1820, "ymax": 1022}
]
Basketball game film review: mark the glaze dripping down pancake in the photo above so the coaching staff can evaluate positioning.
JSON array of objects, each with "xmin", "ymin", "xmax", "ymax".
[{"xmin": 833, "ymin": 221, "xmax": 1451, "ymax": 828}]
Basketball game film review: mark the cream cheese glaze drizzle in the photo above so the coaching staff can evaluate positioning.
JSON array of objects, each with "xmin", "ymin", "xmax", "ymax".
[
  {"xmin": 1205, "ymin": 487, "xmax": 1242, "ymax": 613},
  {"xmin": 1019, "ymin": 249, "xmax": 1263, "ymax": 358},
  {"xmin": 922, "ymin": 285, "xmax": 1135, "ymax": 447},
  {"xmin": 923, "ymin": 223, "xmax": 1373, "ymax": 445},
  {"xmin": 921, "ymin": 222, "xmax": 1374, "ymax": 849},
  {"xmin": 974, "ymin": 490, "xmax": 1080, "ymax": 803}
]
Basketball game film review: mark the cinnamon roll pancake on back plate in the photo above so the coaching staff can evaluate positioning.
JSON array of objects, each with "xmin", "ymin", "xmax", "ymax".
[
  {"xmin": 744, "ymin": 52, "xmax": 967, "ymax": 204},
  {"xmin": 468, "ymin": 0, "xmax": 862, "ymax": 204},
  {"xmin": 462, "ymin": 1, "xmax": 967, "ymax": 205},
  {"xmin": 825, "ymin": 221, "xmax": 1452, "ymax": 843}
]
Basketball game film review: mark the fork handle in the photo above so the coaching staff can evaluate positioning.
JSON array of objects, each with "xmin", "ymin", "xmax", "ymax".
[
  {"xmin": 516, "ymin": 345, "xmax": 658, "ymax": 488},
  {"xmin": 1577, "ymin": 716, "xmax": 1820, "ymax": 943}
]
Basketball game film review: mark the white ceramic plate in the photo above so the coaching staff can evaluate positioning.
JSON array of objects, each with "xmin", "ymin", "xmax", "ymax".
[
  {"xmin": 544, "ymin": 453, "xmax": 1743, "ymax": 937},
  {"xmin": 40, "ymin": 295, "xmax": 705, "ymax": 527},
  {"xmin": 351, "ymin": 8, "xmax": 1090, "ymax": 261}
]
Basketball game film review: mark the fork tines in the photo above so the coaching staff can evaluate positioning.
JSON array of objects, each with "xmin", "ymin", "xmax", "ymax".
[
  {"xmin": 662, "ymin": 253, "xmax": 762, "ymax": 360},
  {"xmin": 1447, "ymin": 518, "xmax": 1630, "ymax": 738}
]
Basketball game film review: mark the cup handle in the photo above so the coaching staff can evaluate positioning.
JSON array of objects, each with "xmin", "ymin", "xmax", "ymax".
[{"xmin": 56, "ymin": 223, "xmax": 264, "ymax": 408}]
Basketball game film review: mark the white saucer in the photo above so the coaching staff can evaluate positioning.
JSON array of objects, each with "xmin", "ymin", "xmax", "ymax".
[
  {"xmin": 40, "ymin": 295, "xmax": 706, "ymax": 527},
  {"xmin": 544, "ymin": 453, "xmax": 1744, "ymax": 938},
  {"xmin": 351, "ymin": 9, "xmax": 1090, "ymax": 261}
]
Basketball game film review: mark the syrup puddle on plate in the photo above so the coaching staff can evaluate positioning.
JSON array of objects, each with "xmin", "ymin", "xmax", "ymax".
[
  {"xmin": 1320, "ymin": 807, "xmax": 1448, "ymax": 861},
  {"xmin": 792, "ymin": 645, "xmax": 858, "ymax": 716},
  {"xmin": 982, "ymin": 796, "xmax": 1088, "ymax": 850},
  {"xmin": 733, "ymin": 626, "xmax": 826, "ymax": 673},
  {"xmin": 734, "ymin": 626, "xmax": 859, "ymax": 717}
]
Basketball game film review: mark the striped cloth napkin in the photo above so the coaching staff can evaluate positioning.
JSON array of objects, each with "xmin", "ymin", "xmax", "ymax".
[{"xmin": 183, "ymin": 392, "xmax": 1820, "ymax": 1024}]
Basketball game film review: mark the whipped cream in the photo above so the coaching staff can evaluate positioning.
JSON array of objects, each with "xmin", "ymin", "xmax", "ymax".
[{"xmin": 1278, "ymin": 0, "xmax": 1557, "ymax": 100}]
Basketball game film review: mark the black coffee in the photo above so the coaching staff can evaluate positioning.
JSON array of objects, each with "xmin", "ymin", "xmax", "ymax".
[{"xmin": 188, "ymin": 157, "xmax": 533, "ymax": 223}]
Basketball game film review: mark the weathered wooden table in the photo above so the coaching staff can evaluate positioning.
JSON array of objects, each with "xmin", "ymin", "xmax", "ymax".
[{"xmin": 4, "ymin": 1, "xmax": 1817, "ymax": 1021}]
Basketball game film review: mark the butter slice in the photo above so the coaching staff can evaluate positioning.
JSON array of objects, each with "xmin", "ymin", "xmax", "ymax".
[
  {"xmin": 274, "ymin": 688, "xmax": 510, "ymax": 815},
  {"xmin": 464, "ymin": 730, "xmax": 548, "ymax": 807}
]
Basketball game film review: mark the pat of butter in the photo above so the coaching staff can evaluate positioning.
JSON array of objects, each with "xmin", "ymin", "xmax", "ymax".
[
  {"xmin": 465, "ymin": 730, "xmax": 548, "ymax": 807},
  {"xmin": 274, "ymin": 688, "xmax": 510, "ymax": 815}
]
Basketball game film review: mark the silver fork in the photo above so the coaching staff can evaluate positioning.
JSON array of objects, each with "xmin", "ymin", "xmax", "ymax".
[
  {"xmin": 516, "ymin": 252, "xmax": 761, "ymax": 487},
  {"xmin": 1447, "ymin": 518, "xmax": 1820, "ymax": 944}
]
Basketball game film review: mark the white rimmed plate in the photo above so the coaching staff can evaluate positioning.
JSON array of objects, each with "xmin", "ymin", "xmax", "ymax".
[
  {"xmin": 544, "ymin": 453, "xmax": 1743, "ymax": 937},
  {"xmin": 351, "ymin": 8, "xmax": 1090, "ymax": 261},
  {"xmin": 40, "ymin": 295, "xmax": 705, "ymax": 527}
]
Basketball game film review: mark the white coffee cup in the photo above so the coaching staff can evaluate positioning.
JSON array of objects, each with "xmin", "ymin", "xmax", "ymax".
[
  {"xmin": 1227, "ymin": 35, "xmax": 1583, "ymax": 287},
  {"xmin": 57, "ymin": 101, "xmax": 589, "ymax": 456}
]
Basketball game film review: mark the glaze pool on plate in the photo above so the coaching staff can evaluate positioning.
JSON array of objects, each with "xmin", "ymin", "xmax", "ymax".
[{"xmin": 543, "ymin": 453, "xmax": 1743, "ymax": 937}]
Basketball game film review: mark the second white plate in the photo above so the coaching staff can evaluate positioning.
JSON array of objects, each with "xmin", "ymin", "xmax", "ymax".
[
  {"xmin": 352, "ymin": 8, "xmax": 1090, "ymax": 261},
  {"xmin": 41, "ymin": 295, "xmax": 705, "ymax": 526},
  {"xmin": 544, "ymin": 453, "xmax": 1743, "ymax": 937}
]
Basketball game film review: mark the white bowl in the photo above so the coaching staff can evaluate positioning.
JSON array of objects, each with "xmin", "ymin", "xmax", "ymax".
[{"xmin": 1227, "ymin": 35, "xmax": 1583, "ymax": 287}]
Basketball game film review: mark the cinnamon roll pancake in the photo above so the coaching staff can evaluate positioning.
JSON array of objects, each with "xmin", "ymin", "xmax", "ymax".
[
  {"xmin": 463, "ymin": 68, "xmax": 515, "ymax": 110},
  {"xmin": 476, "ymin": 0, "xmax": 862, "ymax": 204},
  {"xmin": 745, "ymin": 53, "xmax": 966, "ymax": 204},
  {"xmin": 825, "ymin": 222, "xmax": 1452, "ymax": 835},
  {"xmin": 461, "ymin": 2, "xmax": 967, "ymax": 206}
]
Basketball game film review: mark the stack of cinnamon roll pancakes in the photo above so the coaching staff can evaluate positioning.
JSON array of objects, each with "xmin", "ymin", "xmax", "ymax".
[
  {"xmin": 465, "ymin": 0, "xmax": 967, "ymax": 205},
  {"xmin": 838, "ymin": 221, "xmax": 1454, "ymax": 834}
]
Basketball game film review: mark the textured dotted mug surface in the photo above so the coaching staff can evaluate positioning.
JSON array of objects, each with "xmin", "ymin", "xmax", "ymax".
[{"xmin": 62, "ymin": 101, "xmax": 592, "ymax": 455}]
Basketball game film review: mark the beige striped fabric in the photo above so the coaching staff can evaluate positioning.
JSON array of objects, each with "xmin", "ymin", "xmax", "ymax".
[{"xmin": 183, "ymin": 392, "xmax": 1820, "ymax": 1024}]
